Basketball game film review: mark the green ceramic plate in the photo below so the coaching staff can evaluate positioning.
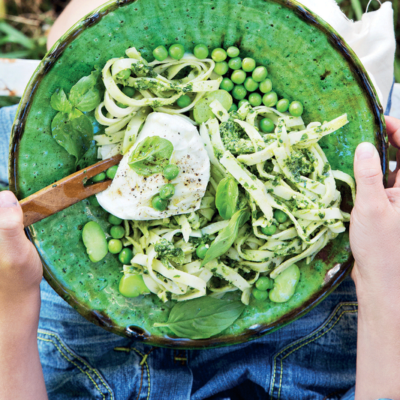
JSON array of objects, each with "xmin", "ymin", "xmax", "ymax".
[{"xmin": 9, "ymin": 0, "xmax": 386, "ymax": 349}]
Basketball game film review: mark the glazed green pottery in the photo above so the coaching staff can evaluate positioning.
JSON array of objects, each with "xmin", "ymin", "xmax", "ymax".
[{"xmin": 9, "ymin": 0, "xmax": 386, "ymax": 349}]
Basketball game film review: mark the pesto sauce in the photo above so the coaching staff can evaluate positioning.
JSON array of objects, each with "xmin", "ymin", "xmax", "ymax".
[{"xmin": 220, "ymin": 118, "xmax": 255, "ymax": 155}]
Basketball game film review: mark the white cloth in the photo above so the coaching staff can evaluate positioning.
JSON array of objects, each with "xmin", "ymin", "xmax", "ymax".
[{"xmin": 297, "ymin": 0, "xmax": 396, "ymax": 110}]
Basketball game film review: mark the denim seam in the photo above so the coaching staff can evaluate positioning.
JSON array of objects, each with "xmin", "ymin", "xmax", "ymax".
[
  {"xmin": 277, "ymin": 309, "xmax": 357, "ymax": 399},
  {"xmin": 269, "ymin": 302, "xmax": 358, "ymax": 400},
  {"xmin": 130, "ymin": 347, "xmax": 151, "ymax": 400},
  {"xmin": 37, "ymin": 329, "xmax": 114, "ymax": 399},
  {"xmin": 38, "ymin": 337, "xmax": 107, "ymax": 400}
]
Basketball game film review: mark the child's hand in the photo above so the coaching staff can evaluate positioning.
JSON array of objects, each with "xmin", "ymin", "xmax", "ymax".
[
  {"xmin": 0, "ymin": 191, "xmax": 42, "ymax": 302},
  {"xmin": 0, "ymin": 191, "xmax": 48, "ymax": 399},
  {"xmin": 351, "ymin": 117, "xmax": 400, "ymax": 399},
  {"xmin": 350, "ymin": 117, "xmax": 400, "ymax": 307}
]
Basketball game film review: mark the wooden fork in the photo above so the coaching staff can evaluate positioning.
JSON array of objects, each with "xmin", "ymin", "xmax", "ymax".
[{"xmin": 20, "ymin": 155, "xmax": 123, "ymax": 228}]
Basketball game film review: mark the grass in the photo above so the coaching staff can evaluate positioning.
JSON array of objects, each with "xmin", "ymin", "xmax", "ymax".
[{"xmin": 0, "ymin": 0, "xmax": 399, "ymax": 111}]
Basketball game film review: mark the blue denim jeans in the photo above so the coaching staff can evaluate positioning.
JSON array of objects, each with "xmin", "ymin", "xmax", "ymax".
[{"xmin": 1, "ymin": 104, "xmax": 391, "ymax": 400}]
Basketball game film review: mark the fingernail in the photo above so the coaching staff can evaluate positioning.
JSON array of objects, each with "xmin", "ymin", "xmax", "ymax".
[
  {"xmin": 356, "ymin": 142, "xmax": 377, "ymax": 160},
  {"xmin": 0, "ymin": 191, "xmax": 18, "ymax": 208}
]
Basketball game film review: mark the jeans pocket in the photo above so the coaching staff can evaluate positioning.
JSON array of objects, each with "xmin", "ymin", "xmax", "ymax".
[
  {"xmin": 269, "ymin": 302, "xmax": 358, "ymax": 400},
  {"xmin": 37, "ymin": 329, "xmax": 115, "ymax": 400}
]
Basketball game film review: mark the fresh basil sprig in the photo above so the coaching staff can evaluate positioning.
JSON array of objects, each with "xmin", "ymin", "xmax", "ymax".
[
  {"xmin": 50, "ymin": 69, "xmax": 103, "ymax": 166},
  {"xmin": 128, "ymin": 136, "xmax": 174, "ymax": 176},
  {"xmin": 215, "ymin": 177, "xmax": 239, "ymax": 220},
  {"xmin": 153, "ymin": 297, "xmax": 245, "ymax": 339},
  {"xmin": 201, "ymin": 208, "xmax": 250, "ymax": 267}
]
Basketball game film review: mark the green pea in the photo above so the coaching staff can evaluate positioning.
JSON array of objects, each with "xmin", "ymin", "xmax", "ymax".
[
  {"xmin": 289, "ymin": 101, "xmax": 304, "ymax": 117},
  {"xmin": 262, "ymin": 91, "xmax": 278, "ymax": 107},
  {"xmin": 169, "ymin": 43, "xmax": 185, "ymax": 60},
  {"xmin": 259, "ymin": 79, "xmax": 273, "ymax": 94},
  {"xmin": 194, "ymin": 44, "xmax": 209, "ymax": 59},
  {"xmin": 108, "ymin": 239, "xmax": 123, "ymax": 254},
  {"xmin": 196, "ymin": 243, "xmax": 209, "ymax": 259},
  {"xmin": 277, "ymin": 98, "xmax": 290, "ymax": 113},
  {"xmin": 238, "ymin": 99, "xmax": 250, "ymax": 108},
  {"xmin": 229, "ymin": 104, "xmax": 238, "ymax": 112},
  {"xmin": 274, "ymin": 210, "xmax": 288, "ymax": 223},
  {"xmin": 249, "ymin": 93, "xmax": 262, "ymax": 107},
  {"xmin": 177, "ymin": 95, "xmax": 191, "ymax": 108},
  {"xmin": 244, "ymin": 77, "xmax": 259, "ymax": 92},
  {"xmin": 159, "ymin": 183, "xmax": 175, "ymax": 200},
  {"xmin": 252, "ymin": 288, "xmax": 268, "ymax": 301},
  {"xmin": 88, "ymin": 196, "xmax": 100, "ymax": 207},
  {"xmin": 82, "ymin": 221, "xmax": 108, "ymax": 263},
  {"xmin": 116, "ymin": 69, "xmax": 131, "ymax": 80},
  {"xmin": 220, "ymin": 78, "xmax": 234, "ymax": 92},
  {"xmin": 256, "ymin": 276, "xmax": 274, "ymax": 291},
  {"xmin": 119, "ymin": 248, "xmax": 133, "ymax": 264},
  {"xmin": 228, "ymin": 57, "xmax": 242, "ymax": 70},
  {"xmin": 269, "ymin": 264, "xmax": 300, "ymax": 303},
  {"xmin": 119, "ymin": 274, "xmax": 150, "ymax": 298},
  {"xmin": 242, "ymin": 57, "xmax": 256, "ymax": 72},
  {"xmin": 106, "ymin": 165, "xmax": 118, "ymax": 180},
  {"xmin": 153, "ymin": 45, "xmax": 169, "ymax": 61},
  {"xmin": 163, "ymin": 164, "xmax": 180, "ymax": 180},
  {"xmin": 211, "ymin": 48, "xmax": 227, "ymax": 62},
  {"xmin": 110, "ymin": 225, "xmax": 125, "ymax": 239},
  {"xmin": 108, "ymin": 214, "xmax": 122, "ymax": 225},
  {"xmin": 122, "ymin": 86, "xmax": 136, "ymax": 97},
  {"xmin": 261, "ymin": 224, "xmax": 277, "ymax": 236},
  {"xmin": 152, "ymin": 195, "xmax": 168, "ymax": 211},
  {"xmin": 214, "ymin": 61, "xmax": 229, "ymax": 76},
  {"xmin": 259, "ymin": 118, "xmax": 275, "ymax": 133},
  {"xmin": 231, "ymin": 70, "xmax": 246, "ymax": 84},
  {"xmin": 252, "ymin": 66, "xmax": 268, "ymax": 82},
  {"xmin": 232, "ymin": 85, "xmax": 247, "ymax": 100},
  {"xmin": 116, "ymin": 101, "xmax": 128, "ymax": 109},
  {"xmin": 227, "ymin": 46, "xmax": 240, "ymax": 58},
  {"xmin": 92, "ymin": 172, "xmax": 106, "ymax": 183}
]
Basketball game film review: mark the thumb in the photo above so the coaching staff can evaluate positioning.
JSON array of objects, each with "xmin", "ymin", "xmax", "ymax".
[
  {"xmin": 353, "ymin": 142, "xmax": 388, "ymax": 212},
  {"xmin": 0, "ymin": 191, "xmax": 38, "ymax": 270},
  {"xmin": 0, "ymin": 190, "xmax": 25, "ymax": 243}
]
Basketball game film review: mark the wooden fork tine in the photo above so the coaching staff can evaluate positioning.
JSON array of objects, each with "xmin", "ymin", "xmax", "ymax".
[
  {"xmin": 78, "ymin": 154, "xmax": 123, "ymax": 181},
  {"xmin": 84, "ymin": 180, "xmax": 113, "ymax": 197},
  {"xmin": 20, "ymin": 154, "xmax": 123, "ymax": 228}
]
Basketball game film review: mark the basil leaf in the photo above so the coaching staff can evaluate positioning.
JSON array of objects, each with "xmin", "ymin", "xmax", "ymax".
[
  {"xmin": 77, "ymin": 141, "xmax": 98, "ymax": 169},
  {"xmin": 50, "ymin": 89, "xmax": 72, "ymax": 113},
  {"xmin": 201, "ymin": 208, "xmax": 250, "ymax": 267},
  {"xmin": 51, "ymin": 110, "xmax": 93, "ymax": 165},
  {"xmin": 85, "ymin": 110, "xmax": 106, "ymax": 136},
  {"xmin": 69, "ymin": 70, "xmax": 102, "ymax": 112},
  {"xmin": 153, "ymin": 297, "xmax": 245, "ymax": 339},
  {"xmin": 215, "ymin": 177, "xmax": 239, "ymax": 220},
  {"xmin": 128, "ymin": 136, "xmax": 174, "ymax": 177}
]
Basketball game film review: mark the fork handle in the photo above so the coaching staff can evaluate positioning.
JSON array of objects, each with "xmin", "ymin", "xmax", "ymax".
[{"xmin": 20, "ymin": 179, "xmax": 112, "ymax": 228}]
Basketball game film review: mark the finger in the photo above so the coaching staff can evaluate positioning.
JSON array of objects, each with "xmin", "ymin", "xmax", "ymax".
[
  {"xmin": 385, "ymin": 116, "xmax": 400, "ymax": 148},
  {"xmin": 385, "ymin": 188, "xmax": 400, "ymax": 209},
  {"xmin": 0, "ymin": 191, "xmax": 30, "ymax": 261},
  {"xmin": 393, "ymin": 151, "xmax": 400, "ymax": 188},
  {"xmin": 388, "ymin": 148, "xmax": 400, "ymax": 188},
  {"xmin": 354, "ymin": 142, "xmax": 388, "ymax": 212}
]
